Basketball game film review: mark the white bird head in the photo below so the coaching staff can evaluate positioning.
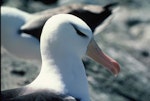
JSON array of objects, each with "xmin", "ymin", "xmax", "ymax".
[
  {"xmin": 1, "ymin": 7, "xmax": 28, "ymax": 37},
  {"xmin": 40, "ymin": 14, "xmax": 93, "ymax": 60},
  {"xmin": 1, "ymin": 7, "xmax": 41, "ymax": 62},
  {"xmin": 41, "ymin": 14, "xmax": 120, "ymax": 75}
]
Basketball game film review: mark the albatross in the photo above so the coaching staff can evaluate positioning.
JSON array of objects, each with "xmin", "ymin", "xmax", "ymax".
[
  {"xmin": 1, "ymin": 3, "xmax": 118, "ymax": 63},
  {"xmin": 1, "ymin": 14, "xmax": 120, "ymax": 101}
]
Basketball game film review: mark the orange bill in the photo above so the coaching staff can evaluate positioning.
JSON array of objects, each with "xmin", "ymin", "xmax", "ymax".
[{"xmin": 86, "ymin": 38, "xmax": 120, "ymax": 76}]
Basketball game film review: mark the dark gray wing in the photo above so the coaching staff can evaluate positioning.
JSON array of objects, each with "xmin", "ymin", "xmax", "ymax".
[
  {"xmin": 21, "ymin": 3, "xmax": 118, "ymax": 41},
  {"xmin": 1, "ymin": 87, "xmax": 25, "ymax": 100},
  {"xmin": 1, "ymin": 87, "xmax": 80, "ymax": 101}
]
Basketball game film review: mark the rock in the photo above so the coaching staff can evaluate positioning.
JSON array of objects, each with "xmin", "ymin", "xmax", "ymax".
[
  {"xmin": 11, "ymin": 70, "xmax": 26, "ymax": 76},
  {"xmin": 33, "ymin": 0, "xmax": 58, "ymax": 5},
  {"xmin": 141, "ymin": 50, "xmax": 149, "ymax": 57}
]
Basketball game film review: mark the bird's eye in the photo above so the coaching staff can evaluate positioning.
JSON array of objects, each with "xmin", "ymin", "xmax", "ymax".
[
  {"xmin": 71, "ymin": 24, "xmax": 87, "ymax": 38},
  {"xmin": 75, "ymin": 27, "xmax": 87, "ymax": 37}
]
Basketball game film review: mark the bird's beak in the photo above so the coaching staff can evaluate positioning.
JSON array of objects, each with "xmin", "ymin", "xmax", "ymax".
[{"xmin": 86, "ymin": 38, "xmax": 120, "ymax": 76}]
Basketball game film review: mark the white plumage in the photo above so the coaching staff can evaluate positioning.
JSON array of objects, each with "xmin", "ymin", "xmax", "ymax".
[
  {"xmin": 2, "ymin": 13, "xmax": 120, "ymax": 101},
  {"xmin": 1, "ymin": 7, "xmax": 41, "ymax": 63}
]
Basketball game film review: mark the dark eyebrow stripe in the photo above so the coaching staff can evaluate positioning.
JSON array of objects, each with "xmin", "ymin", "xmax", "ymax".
[{"xmin": 71, "ymin": 24, "xmax": 87, "ymax": 37}]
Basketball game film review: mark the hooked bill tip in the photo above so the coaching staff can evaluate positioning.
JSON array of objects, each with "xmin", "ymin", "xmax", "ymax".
[{"xmin": 112, "ymin": 61, "xmax": 120, "ymax": 77}]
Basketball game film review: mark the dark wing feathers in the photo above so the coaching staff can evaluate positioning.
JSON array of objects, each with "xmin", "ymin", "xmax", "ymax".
[
  {"xmin": 21, "ymin": 3, "xmax": 118, "ymax": 41},
  {"xmin": 1, "ymin": 87, "xmax": 80, "ymax": 101}
]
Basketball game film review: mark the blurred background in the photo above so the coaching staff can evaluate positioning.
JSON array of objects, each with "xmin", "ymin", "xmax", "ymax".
[{"xmin": 1, "ymin": 0, "xmax": 150, "ymax": 101}]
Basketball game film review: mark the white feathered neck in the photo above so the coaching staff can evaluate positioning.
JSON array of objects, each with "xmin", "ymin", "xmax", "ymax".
[{"xmin": 29, "ymin": 14, "xmax": 92, "ymax": 101}]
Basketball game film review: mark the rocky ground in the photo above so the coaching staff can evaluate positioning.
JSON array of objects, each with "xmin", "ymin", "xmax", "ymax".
[{"xmin": 1, "ymin": 0, "xmax": 150, "ymax": 101}]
